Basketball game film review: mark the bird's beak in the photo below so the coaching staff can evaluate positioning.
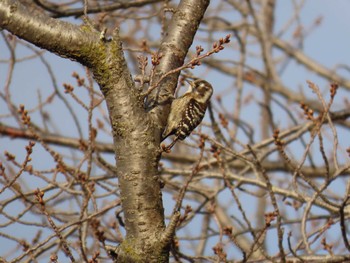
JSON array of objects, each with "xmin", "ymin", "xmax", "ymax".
[
  {"xmin": 188, "ymin": 82, "xmax": 194, "ymax": 91},
  {"xmin": 183, "ymin": 85, "xmax": 192, "ymax": 94},
  {"xmin": 183, "ymin": 80, "xmax": 194, "ymax": 94}
]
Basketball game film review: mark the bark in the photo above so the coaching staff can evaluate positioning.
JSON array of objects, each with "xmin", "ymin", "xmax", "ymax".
[
  {"xmin": 0, "ymin": 0, "xmax": 209, "ymax": 261},
  {"xmin": 149, "ymin": 0, "xmax": 211, "ymax": 129}
]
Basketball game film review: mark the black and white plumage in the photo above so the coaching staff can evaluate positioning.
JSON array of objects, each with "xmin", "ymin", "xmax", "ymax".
[{"xmin": 162, "ymin": 79, "xmax": 213, "ymax": 150}]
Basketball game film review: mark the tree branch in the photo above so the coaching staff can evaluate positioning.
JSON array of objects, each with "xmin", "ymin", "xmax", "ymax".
[
  {"xmin": 0, "ymin": 0, "xmax": 98, "ymax": 64},
  {"xmin": 149, "ymin": 0, "xmax": 211, "ymax": 129},
  {"xmin": 33, "ymin": 0, "xmax": 163, "ymax": 18}
]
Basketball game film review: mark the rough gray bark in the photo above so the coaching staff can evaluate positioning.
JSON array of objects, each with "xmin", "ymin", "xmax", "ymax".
[{"xmin": 0, "ymin": 0, "xmax": 209, "ymax": 261}]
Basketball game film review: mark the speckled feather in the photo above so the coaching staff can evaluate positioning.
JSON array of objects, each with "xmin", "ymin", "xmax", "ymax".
[{"xmin": 162, "ymin": 80, "xmax": 213, "ymax": 142}]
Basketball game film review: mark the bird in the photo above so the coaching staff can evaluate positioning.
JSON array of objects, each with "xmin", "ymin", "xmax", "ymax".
[{"xmin": 162, "ymin": 79, "xmax": 213, "ymax": 150}]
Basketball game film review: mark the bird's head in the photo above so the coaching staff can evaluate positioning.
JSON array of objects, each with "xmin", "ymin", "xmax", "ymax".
[{"xmin": 189, "ymin": 79, "xmax": 213, "ymax": 103}]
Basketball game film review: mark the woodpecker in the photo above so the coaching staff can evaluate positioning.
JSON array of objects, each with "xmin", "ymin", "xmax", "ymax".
[{"xmin": 162, "ymin": 79, "xmax": 213, "ymax": 150}]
